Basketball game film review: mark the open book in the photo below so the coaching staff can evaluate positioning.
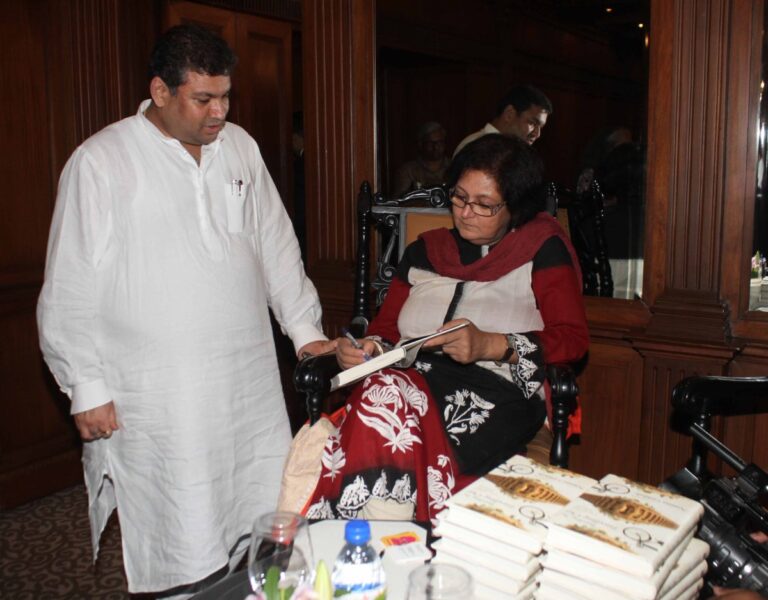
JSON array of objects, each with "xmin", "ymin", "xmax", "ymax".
[{"xmin": 329, "ymin": 322, "xmax": 468, "ymax": 391}]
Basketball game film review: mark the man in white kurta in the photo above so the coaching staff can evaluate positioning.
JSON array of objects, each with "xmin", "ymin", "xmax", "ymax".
[{"xmin": 37, "ymin": 24, "xmax": 330, "ymax": 595}]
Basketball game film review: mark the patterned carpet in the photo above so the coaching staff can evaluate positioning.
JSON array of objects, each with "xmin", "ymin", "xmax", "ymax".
[{"xmin": 0, "ymin": 484, "xmax": 129, "ymax": 599}]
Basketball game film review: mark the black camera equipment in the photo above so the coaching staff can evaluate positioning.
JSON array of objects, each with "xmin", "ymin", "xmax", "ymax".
[{"xmin": 663, "ymin": 375, "xmax": 768, "ymax": 595}]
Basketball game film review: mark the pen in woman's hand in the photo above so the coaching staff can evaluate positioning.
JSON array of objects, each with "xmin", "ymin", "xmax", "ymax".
[{"xmin": 341, "ymin": 328, "xmax": 371, "ymax": 361}]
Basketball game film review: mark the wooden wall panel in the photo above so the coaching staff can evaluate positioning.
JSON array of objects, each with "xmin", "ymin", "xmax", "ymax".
[
  {"xmin": 302, "ymin": 0, "xmax": 376, "ymax": 333},
  {"xmin": 570, "ymin": 0, "xmax": 768, "ymax": 487},
  {"xmin": 0, "ymin": 290, "xmax": 82, "ymax": 507},
  {"xmin": 377, "ymin": 2, "xmax": 646, "ymax": 193},
  {"xmin": 633, "ymin": 342, "xmax": 730, "ymax": 484},
  {"xmin": 569, "ymin": 340, "xmax": 644, "ymax": 481},
  {"xmin": 1, "ymin": 1, "xmax": 55, "ymax": 290},
  {"xmin": 643, "ymin": 0, "xmax": 732, "ymax": 343},
  {"xmin": 728, "ymin": 348, "xmax": 768, "ymax": 473},
  {"xmin": 0, "ymin": 0, "xmax": 160, "ymax": 508}
]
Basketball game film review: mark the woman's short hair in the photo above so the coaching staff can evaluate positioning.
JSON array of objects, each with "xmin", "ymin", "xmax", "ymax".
[
  {"xmin": 148, "ymin": 24, "xmax": 238, "ymax": 93},
  {"xmin": 446, "ymin": 134, "xmax": 545, "ymax": 227}
]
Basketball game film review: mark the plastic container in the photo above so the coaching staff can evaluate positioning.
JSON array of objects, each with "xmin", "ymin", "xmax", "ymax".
[{"xmin": 332, "ymin": 519, "xmax": 387, "ymax": 599}]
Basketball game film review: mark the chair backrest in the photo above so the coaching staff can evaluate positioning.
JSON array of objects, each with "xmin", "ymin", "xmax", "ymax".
[
  {"xmin": 555, "ymin": 180, "xmax": 613, "ymax": 297},
  {"xmin": 351, "ymin": 182, "xmax": 451, "ymax": 336}
]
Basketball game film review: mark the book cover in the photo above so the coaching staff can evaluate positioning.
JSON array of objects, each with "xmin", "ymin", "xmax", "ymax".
[
  {"xmin": 542, "ymin": 528, "xmax": 694, "ymax": 599},
  {"xmin": 433, "ymin": 518, "xmax": 534, "ymax": 564},
  {"xmin": 330, "ymin": 322, "xmax": 468, "ymax": 391},
  {"xmin": 545, "ymin": 474, "xmax": 704, "ymax": 578},
  {"xmin": 432, "ymin": 537, "xmax": 540, "ymax": 581},
  {"xmin": 440, "ymin": 455, "xmax": 597, "ymax": 554}
]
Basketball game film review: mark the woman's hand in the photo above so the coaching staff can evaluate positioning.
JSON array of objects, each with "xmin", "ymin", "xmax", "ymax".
[
  {"xmin": 422, "ymin": 319, "xmax": 510, "ymax": 364},
  {"xmin": 336, "ymin": 336, "xmax": 379, "ymax": 369}
]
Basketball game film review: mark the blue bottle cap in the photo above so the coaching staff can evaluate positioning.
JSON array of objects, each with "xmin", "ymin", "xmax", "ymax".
[{"xmin": 344, "ymin": 519, "xmax": 371, "ymax": 544}]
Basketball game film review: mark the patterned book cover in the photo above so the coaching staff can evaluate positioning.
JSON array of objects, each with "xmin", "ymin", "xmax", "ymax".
[
  {"xmin": 542, "ymin": 529, "xmax": 696, "ymax": 599},
  {"xmin": 440, "ymin": 455, "xmax": 597, "ymax": 554},
  {"xmin": 545, "ymin": 474, "xmax": 704, "ymax": 577}
]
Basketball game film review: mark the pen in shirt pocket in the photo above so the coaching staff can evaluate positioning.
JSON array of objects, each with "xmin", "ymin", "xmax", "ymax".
[{"xmin": 341, "ymin": 328, "xmax": 371, "ymax": 361}]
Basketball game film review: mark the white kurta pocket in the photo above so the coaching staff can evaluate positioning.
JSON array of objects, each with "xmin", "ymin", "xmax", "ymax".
[{"xmin": 225, "ymin": 180, "xmax": 252, "ymax": 233}]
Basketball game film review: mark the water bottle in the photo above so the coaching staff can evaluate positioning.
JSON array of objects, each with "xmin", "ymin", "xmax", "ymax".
[{"xmin": 332, "ymin": 519, "xmax": 387, "ymax": 599}]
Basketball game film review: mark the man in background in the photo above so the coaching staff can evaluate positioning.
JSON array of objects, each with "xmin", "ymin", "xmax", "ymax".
[
  {"xmin": 393, "ymin": 121, "xmax": 450, "ymax": 195},
  {"xmin": 37, "ymin": 24, "xmax": 332, "ymax": 598},
  {"xmin": 454, "ymin": 84, "xmax": 552, "ymax": 155}
]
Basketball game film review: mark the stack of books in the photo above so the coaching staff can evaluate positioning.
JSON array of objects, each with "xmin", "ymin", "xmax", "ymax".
[
  {"xmin": 431, "ymin": 455, "xmax": 597, "ymax": 600},
  {"xmin": 537, "ymin": 474, "xmax": 708, "ymax": 600}
]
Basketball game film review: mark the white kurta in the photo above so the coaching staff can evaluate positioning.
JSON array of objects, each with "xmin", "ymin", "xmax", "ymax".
[{"xmin": 37, "ymin": 100, "xmax": 325, "ymax": 592}]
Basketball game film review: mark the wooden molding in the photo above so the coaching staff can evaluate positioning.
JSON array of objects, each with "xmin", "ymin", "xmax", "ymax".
[{"xmin": 644, "ymin": 289, "xmax": 731, "ymax": 344}]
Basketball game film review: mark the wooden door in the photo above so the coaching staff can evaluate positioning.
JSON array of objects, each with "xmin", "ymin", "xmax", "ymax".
[{"xmin": 235, "ymin": 14, "xmax": 293, "ymax": 208}]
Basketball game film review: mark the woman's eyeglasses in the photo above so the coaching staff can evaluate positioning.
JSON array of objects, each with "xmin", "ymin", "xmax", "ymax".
[{"xmin": 449, "ymin": 189, "xmax": 506, "ymax": 217}]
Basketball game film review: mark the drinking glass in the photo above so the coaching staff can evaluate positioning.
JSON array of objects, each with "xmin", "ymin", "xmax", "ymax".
[
  {"xmin": 406, "ymin": 563, "xmax": 474, "ymax": 600},
  {"xmin": 247, "ymin": 511, "xmax": 314, "ymax": 598}
]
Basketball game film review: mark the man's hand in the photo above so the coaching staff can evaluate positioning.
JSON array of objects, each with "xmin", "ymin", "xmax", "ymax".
[
  {"xmin": 74, "ymin": 401, "xmax": 119, "ymax": 442},
  {"xmin": 298, "ymin": 339, "xmax": 337, "ymax": 359}
]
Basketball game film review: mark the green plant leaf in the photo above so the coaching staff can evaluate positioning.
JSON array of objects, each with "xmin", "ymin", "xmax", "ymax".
[{"xmin": 264, "ymin": 565, "xmax": 281, "ymax": 600}]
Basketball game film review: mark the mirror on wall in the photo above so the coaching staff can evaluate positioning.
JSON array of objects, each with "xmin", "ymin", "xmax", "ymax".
[
  {"xmin": 751, "ymin": 3, "xmax": 768, "ymax": 311},
  {"xmin": 375, "ymin": 0, "xmax": 649, "ymax": 300}
]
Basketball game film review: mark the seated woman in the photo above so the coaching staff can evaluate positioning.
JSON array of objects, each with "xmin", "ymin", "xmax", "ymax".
[{"xmin": 306, "ymin": 134, "xmax": 588, "ymax": 522}]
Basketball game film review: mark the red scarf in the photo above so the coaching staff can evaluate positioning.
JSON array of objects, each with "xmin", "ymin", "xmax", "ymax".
[{"xmin": 420, "ymin": 212, "xmax": 582, "ymax": 287}]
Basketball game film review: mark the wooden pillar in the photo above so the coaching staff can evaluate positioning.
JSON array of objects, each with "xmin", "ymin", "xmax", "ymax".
[{"xmin": 302, "ymin": 0, "xmax": 376, "ymax": 335}]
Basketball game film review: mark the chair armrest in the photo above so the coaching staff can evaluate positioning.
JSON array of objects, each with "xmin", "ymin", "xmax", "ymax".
[
  {"xmin": 546, "ymin": 363, "xmax": 579, "ymax": 468},
  {"xmin": 293, "ymin": 352, "xmax": 342, "ymax": 425}
]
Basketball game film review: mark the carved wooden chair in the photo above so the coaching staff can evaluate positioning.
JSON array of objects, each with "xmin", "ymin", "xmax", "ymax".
[
  {"xmin": 294, "ymin": 183, "xmax": 581, "ymax": 468},
  {"xmin": 557, "ymin": 180, "xmax": 614, "ymax": 297}
]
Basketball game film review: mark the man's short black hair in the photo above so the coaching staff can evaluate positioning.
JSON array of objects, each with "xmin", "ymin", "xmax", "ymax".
[
  {"xmin": 148, "ymin": 24, "xmax": 237, "ymax": 93},
  {"xmin": 495, "ymin": 84, "xmax": 553, "ymax": 118}
]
